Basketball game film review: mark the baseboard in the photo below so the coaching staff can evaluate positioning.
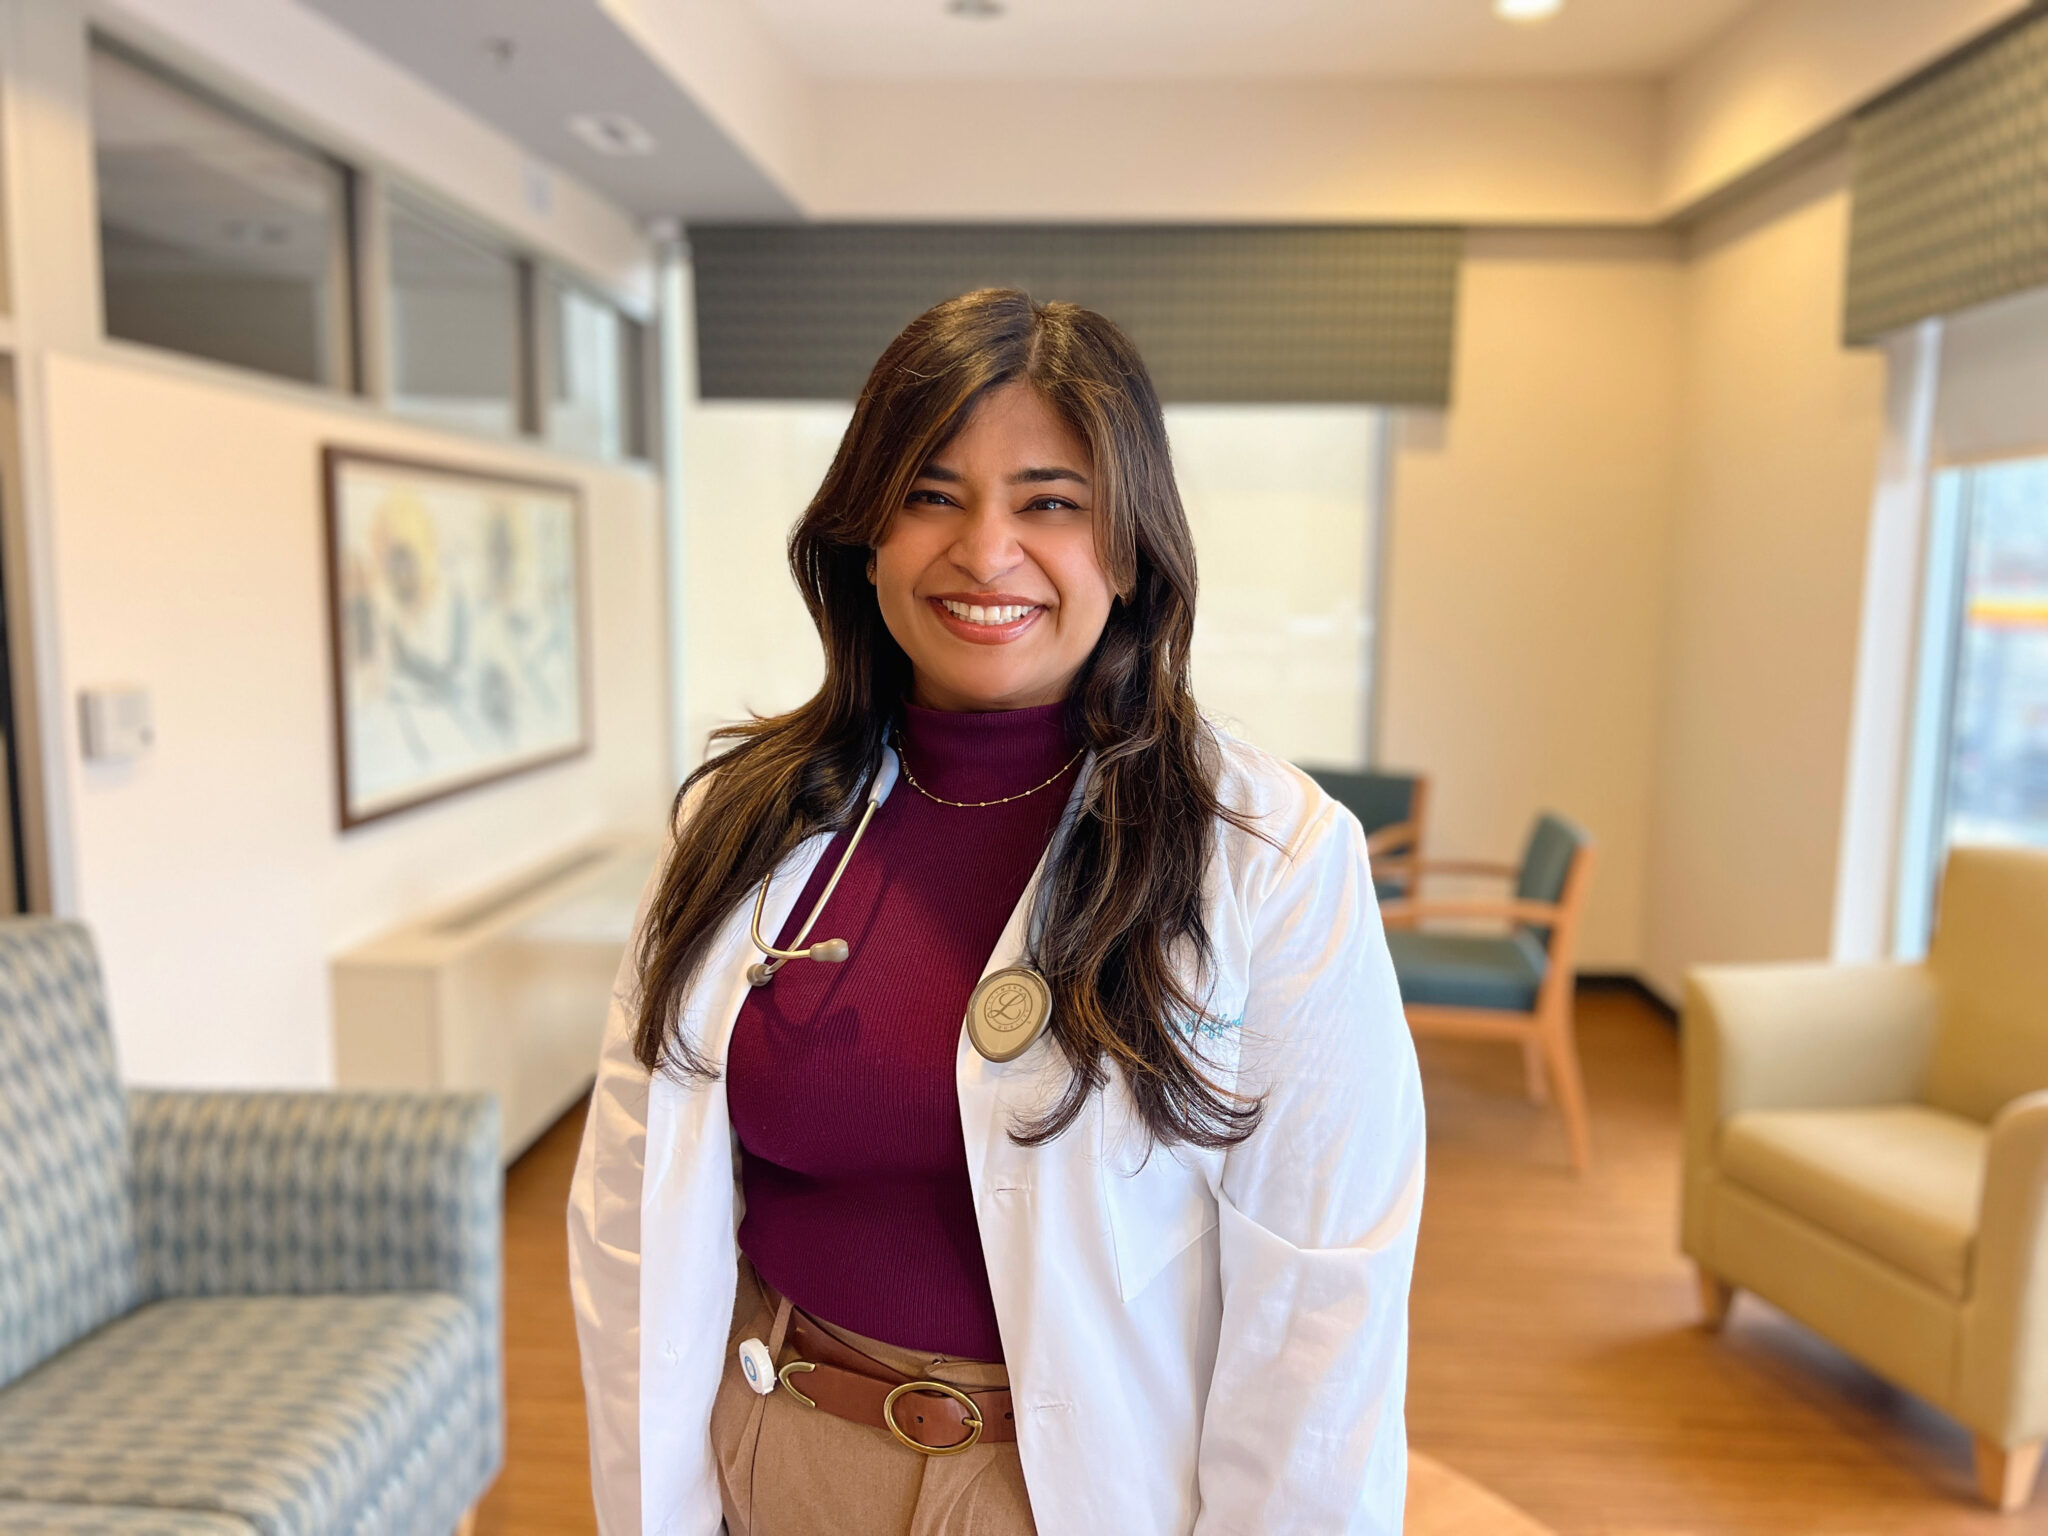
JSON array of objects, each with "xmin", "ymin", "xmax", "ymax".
[{"xmin": 1576, "ymin": 970, "xmax": 1678, "ymax": 1024}]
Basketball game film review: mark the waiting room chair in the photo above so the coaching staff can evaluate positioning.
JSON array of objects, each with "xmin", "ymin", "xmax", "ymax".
[
  {"xmin": 0, "ymin": 918, "xmax": 502, "ymax": 1533},
  {"xmin": 1683, "ymin": 845, "xmax": 2048, "ymax": 1510},
  {"xmin": 1305, "ymin": 767, "xmax": 1431, "ymax": 901},
  {"xmin": 1380, "ymin": 814, "xmax": 1597, "ymax": 1171}
]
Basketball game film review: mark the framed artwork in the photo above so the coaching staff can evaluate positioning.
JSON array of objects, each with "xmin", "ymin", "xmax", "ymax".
[{"xmin": 323, "ymin": 447, "xmax": 588, "ymax": 830}]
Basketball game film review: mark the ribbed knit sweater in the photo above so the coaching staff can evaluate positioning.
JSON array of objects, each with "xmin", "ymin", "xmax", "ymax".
[{"xmin": 726, "ymin": 700, "xmax": 1081, "ymax": 1361}]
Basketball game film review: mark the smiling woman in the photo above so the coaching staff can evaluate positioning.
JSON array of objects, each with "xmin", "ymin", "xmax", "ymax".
[
  {"xmin": 569, "ymin": 289, "xmax": 1423, "ymax": 1536},
  {"xmin": 873, "ymin": 383, "xmax": 1114, "ymax": 711}
]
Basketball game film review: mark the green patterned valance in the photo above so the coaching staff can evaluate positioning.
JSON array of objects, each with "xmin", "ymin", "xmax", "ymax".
[
  {"xmin": 1845, "ymin": 9, "xmax": 2048, "ymax": 343},
  {"xmin": 687, "ymin": 223, "xmax": 1461, "ymax": 406}
]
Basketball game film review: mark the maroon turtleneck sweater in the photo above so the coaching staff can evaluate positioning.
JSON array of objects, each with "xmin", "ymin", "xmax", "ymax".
[{"xmin": 726, "ymin": 700, "xmax": 1081, "ymax": 1361}]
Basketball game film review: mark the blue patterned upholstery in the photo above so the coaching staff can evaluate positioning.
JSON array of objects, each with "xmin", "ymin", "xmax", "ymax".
[
  {"xmin": 0, "ymin": 919, "xmax": 504, "ymax": 1533},
  {"xmin": 0, "ymin": 921, "xmax": 138, "ymax": 1390},
  {"xmin": 1386, "ymin": 929, "xmax": 1548, "ymax": 1011},
  {"xmin": 0, "ymin": 1296, "xmax": 489, "ymax": 1536},
  {"xmin": 0, "ymin": 1506, "xmax": 253, "ymax": 1533},
  {"xmin": 128, "ymin": 1091, "xmax": 501, "ymax": 1332}
]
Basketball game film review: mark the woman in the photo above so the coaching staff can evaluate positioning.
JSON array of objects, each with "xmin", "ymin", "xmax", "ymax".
[{"xmin": 569, "ymin": 289, "xmax": 1424, "ymax": 1536}]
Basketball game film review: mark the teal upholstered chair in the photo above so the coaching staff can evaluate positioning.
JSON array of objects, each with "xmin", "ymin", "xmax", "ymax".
[
  {"xmin": 0, "ymin": 918, "xmax": 502, "ymax": 1534},
  {"xmin": 1382, "ymin": 814, "xmax": 1597, "ymax": 1170},
  {"xmin": 1303, "ymin": 768, "xmax": 1430, "ymax": 902}
]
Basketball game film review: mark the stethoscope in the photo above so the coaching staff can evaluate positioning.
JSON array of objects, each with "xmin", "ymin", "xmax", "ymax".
[{"xmin": 743, "ymin": 747, "xmax": 1058, "ymax": 1064}]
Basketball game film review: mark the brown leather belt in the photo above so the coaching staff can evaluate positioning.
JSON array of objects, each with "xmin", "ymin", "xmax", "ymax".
[{"xmin": 775, "ymin": 1310, "xmax": 1017, "ymax": 1456}]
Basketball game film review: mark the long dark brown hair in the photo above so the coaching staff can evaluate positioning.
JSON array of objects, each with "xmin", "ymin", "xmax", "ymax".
[{"xmin": 634, "ymin": 288, "xmax": 1264, "ymax": 1148}]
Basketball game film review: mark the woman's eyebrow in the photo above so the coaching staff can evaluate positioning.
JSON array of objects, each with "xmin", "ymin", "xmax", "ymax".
[{"xmin": 912, "ymin": 464, "xmax": 1091, "ymax": 486}]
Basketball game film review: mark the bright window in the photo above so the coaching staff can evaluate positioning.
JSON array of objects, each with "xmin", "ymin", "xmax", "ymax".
[
  {"xmin": 1898, "ymin": 454, "xmax": 2048, "ymax": 948},
  {"xmin": 546, "ymin": 277, "xmax": 647, "ymax": 462}
]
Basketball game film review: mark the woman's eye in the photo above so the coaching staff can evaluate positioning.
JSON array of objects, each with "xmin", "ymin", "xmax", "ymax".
[
  {"xmin": 904, "ymin": 489, "xmax": 954, "ymax": 507},
  {"xmin": 1026, "ymin": 497, "xmax": 1080, "ymax": 513}
]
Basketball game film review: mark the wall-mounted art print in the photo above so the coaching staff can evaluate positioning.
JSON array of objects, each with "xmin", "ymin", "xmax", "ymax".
[{"xmin": 323, "ymin": 447, "xmax": 588, "ymax": 829}]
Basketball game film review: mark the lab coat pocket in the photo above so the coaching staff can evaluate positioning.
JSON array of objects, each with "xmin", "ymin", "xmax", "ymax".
[{"xmin": 1099, "ymin": 1105, "xmax": 1219, "ymax": 1304}]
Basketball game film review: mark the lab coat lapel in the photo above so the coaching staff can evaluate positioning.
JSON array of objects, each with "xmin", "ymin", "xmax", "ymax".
[{"xmin": 956, "ymin": 754, "xmax": 1093, "ymax": 1192}]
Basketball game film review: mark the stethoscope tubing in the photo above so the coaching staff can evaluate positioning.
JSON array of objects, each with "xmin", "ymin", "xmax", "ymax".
[{"xmin": 745, "ymin": 782, "xmax": 883, "ymax": 985}]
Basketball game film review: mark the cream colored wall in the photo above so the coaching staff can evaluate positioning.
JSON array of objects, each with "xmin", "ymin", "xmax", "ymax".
[
  {"xmin": 807, "ymin": 77, "xmax": 1660, "ymax": 224},
  {"xmin": 42, "ymin": 350, "xmax": 670, "ymax": 1087},
  {"xmin": 1379, "ymin": 232, "xmax": 1683, "ymax": 971},
  {"xmin": 1640, "ymin": 153, "xmax": 1890, "ymax": 998},
  {"xmin": 1658, "ymin": 0, "xmax": 2026, "ymax": 214}
]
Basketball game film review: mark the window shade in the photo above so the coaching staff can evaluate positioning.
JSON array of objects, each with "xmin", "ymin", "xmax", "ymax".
[
  {"xmin": 1845, "ymin": 10, "xmax": 2048, "ymax": 344},
  {"xmin": 688, "ymin": 224, "xmax": 1461, "ymax": 406}
]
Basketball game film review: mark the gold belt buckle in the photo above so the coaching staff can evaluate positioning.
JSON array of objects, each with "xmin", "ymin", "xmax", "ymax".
[{"xmin": 882, "ymin": 1380, "xmax": 984, "ymax": 1456}]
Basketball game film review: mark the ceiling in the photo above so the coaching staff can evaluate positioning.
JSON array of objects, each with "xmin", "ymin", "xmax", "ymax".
[
  {"xmin": 300, "ymin": 0, "xmax": 1771, "ymax": 225},
  {"xmin": 298, "ymin": 0, "xmax": 800, "ymax": 219},
  {"xmin": 744, "ymin": 0, "xmax": 1764, "ymax": 80}
]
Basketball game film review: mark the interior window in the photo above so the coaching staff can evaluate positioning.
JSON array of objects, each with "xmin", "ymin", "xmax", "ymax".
[{"xmin": 89, "ymin": 39, "xmax": 354, "ymax": 390}]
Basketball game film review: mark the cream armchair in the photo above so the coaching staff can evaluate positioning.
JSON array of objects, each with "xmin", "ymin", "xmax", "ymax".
[{"xmin": 1683, "ymin": 845, "xmax": 2048, "ymax": 1510}]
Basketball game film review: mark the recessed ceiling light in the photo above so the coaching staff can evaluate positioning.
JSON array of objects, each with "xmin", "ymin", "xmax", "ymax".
[
  {"xmin": 567, "ymin": 113, "xmax": 656, "ymax": 157},
  {"xmin": 946, "ymin": 0, "xmax": 1005, "ymax": 17},
  {"xmin": 1495, "ymin": 0, "xmax": 1563, "ymax": 21}
]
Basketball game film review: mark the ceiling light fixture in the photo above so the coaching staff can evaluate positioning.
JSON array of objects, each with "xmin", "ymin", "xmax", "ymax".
[
  {"xmin": 946, "ymin": 0, "xmax": 1005, "ymax": 17},
  {"xmin": 1494, "ymin": 0, "xmax": 1563, "ymax": 21},
  {"xmin": 567, "ymin": 113, "xmax": 657, "ymax": 157}
]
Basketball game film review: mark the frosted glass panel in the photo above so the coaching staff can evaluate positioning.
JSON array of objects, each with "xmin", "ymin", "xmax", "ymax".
[
  {"xmin": 683, "ymin": 402, "xmax": 849, "ymax": 766},
  {"xmin": 1167, "ymin": 406, "xmax": 1378, "ymax": 767}
]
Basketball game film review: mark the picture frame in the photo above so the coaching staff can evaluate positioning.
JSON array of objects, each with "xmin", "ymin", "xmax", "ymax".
[{"xmin": 322, "ymin": 446, "xmax": 589, "ymax": 830}]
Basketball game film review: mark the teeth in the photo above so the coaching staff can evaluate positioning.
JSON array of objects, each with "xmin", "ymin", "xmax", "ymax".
[{"xmin": 941, "ymin": 599, "xmax": 1035, "ymax": 626}]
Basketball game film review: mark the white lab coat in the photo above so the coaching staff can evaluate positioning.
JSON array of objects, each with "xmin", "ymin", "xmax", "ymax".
[{"xmin": 568, "ymin": 729, "xmax": 1425, "ymax": 1536}]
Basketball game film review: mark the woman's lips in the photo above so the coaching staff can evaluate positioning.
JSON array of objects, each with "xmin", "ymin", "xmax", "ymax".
[{"xmin": 926, "ymin": 596, "xmax": 1045, "ymax": 645}]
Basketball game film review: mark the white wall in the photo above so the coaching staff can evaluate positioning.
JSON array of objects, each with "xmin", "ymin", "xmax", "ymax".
[
  {"xmin": 1640, "ymin": 152, "xmax": 1889, "ymax": 998},
  {"xmin": 808, "ymin": 77, "xmax": 1660, "ymax": 225},
  {"xmin": 1658, "ymin": 0, "xmax": 2027, "ymax": 214},
  {"xmin": 1380, "ymin": 232, "xmax": 1683, "ymax": 971},
  {"xmin": 42, "ymin": 349, "xmax": 669, "ymax": 1087}
]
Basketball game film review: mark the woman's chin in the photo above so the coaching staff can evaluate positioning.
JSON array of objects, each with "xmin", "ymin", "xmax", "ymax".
[{"xmin": 911, "ymin": 663, "xmax": 1064, "ymax": 712}]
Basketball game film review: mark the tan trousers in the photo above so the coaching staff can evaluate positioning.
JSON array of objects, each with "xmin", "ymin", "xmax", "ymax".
[{"xmin": 712, "ymin": 1258, "xmax": 1038, "ymax": 1536}]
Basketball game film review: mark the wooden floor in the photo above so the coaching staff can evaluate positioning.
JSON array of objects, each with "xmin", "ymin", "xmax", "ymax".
[
  {"xmin": 480, "ymin": 990, "xmax": 2044, "ymax": 1534},
  {"xmin": 1409, "ymin": 990, "xmax": 2046, "ymax": 1535}
]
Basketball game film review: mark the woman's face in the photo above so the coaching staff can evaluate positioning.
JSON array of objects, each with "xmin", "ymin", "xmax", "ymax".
[{"xmin": 872, "ymin": 383, "xmax": 1115, "ymax": 712}]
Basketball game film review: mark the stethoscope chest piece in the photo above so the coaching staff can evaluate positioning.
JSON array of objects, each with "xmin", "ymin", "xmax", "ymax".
[{"xmin": 965, "ymin": 966, "xmax": 1053, "ymax": 1064}]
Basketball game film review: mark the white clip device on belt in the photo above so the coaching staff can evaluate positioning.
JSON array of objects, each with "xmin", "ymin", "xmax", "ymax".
[{"xmin": 737, "ymin": 1337, "xmax": 778, "ymax": 1395}]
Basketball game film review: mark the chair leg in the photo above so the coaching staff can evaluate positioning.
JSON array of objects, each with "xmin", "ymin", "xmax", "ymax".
[
  {"xmin": 1538, "ymin": 1007, "xmax": 1591, "ymax": 1172},
  {"xmin": 1974, "ymin": 1437, "xmax": 2044, "ymax": 1512},
  {"xmin": 1521, "ymin": 1038, "xmax": 1550, "ymax": 1105},
  {"xmin": 1696, "ymin": 1266, "xmax": 1735, "ymax": 1330}
]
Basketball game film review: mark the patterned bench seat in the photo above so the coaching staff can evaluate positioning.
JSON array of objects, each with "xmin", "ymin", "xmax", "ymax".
[{"xmin": 0, "ymin": 921, "xmax": 502, "ymax": 1535}]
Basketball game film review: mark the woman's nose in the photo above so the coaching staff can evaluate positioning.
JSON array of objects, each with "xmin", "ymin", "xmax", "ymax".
[{"xmin": 951, "ymin": 505, "xmax": 1021, "ymax": 581}]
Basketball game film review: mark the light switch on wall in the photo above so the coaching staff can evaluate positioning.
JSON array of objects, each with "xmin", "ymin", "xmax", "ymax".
[{"xmin": 78, "ymin": 686, "xmax": 153, "ymax": 763}]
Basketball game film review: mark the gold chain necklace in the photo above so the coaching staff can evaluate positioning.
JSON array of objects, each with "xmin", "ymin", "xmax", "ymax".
[{"xmin": 893, "ymin": 730, "xmax": 1084, "ymax": 809}]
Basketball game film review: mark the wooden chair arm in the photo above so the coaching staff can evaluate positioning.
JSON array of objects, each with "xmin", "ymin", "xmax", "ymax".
[
  {"xmin": 1410, "ymin": 859, "xmax": 1521, "ymax": 880},
  {"xmin": 1364, "ymin": 820, "xmax": 1419, "ymax": 858},
  {"xmin": 1379, "ymin": 897, "xmax": 1563, "ymax": 927}
]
